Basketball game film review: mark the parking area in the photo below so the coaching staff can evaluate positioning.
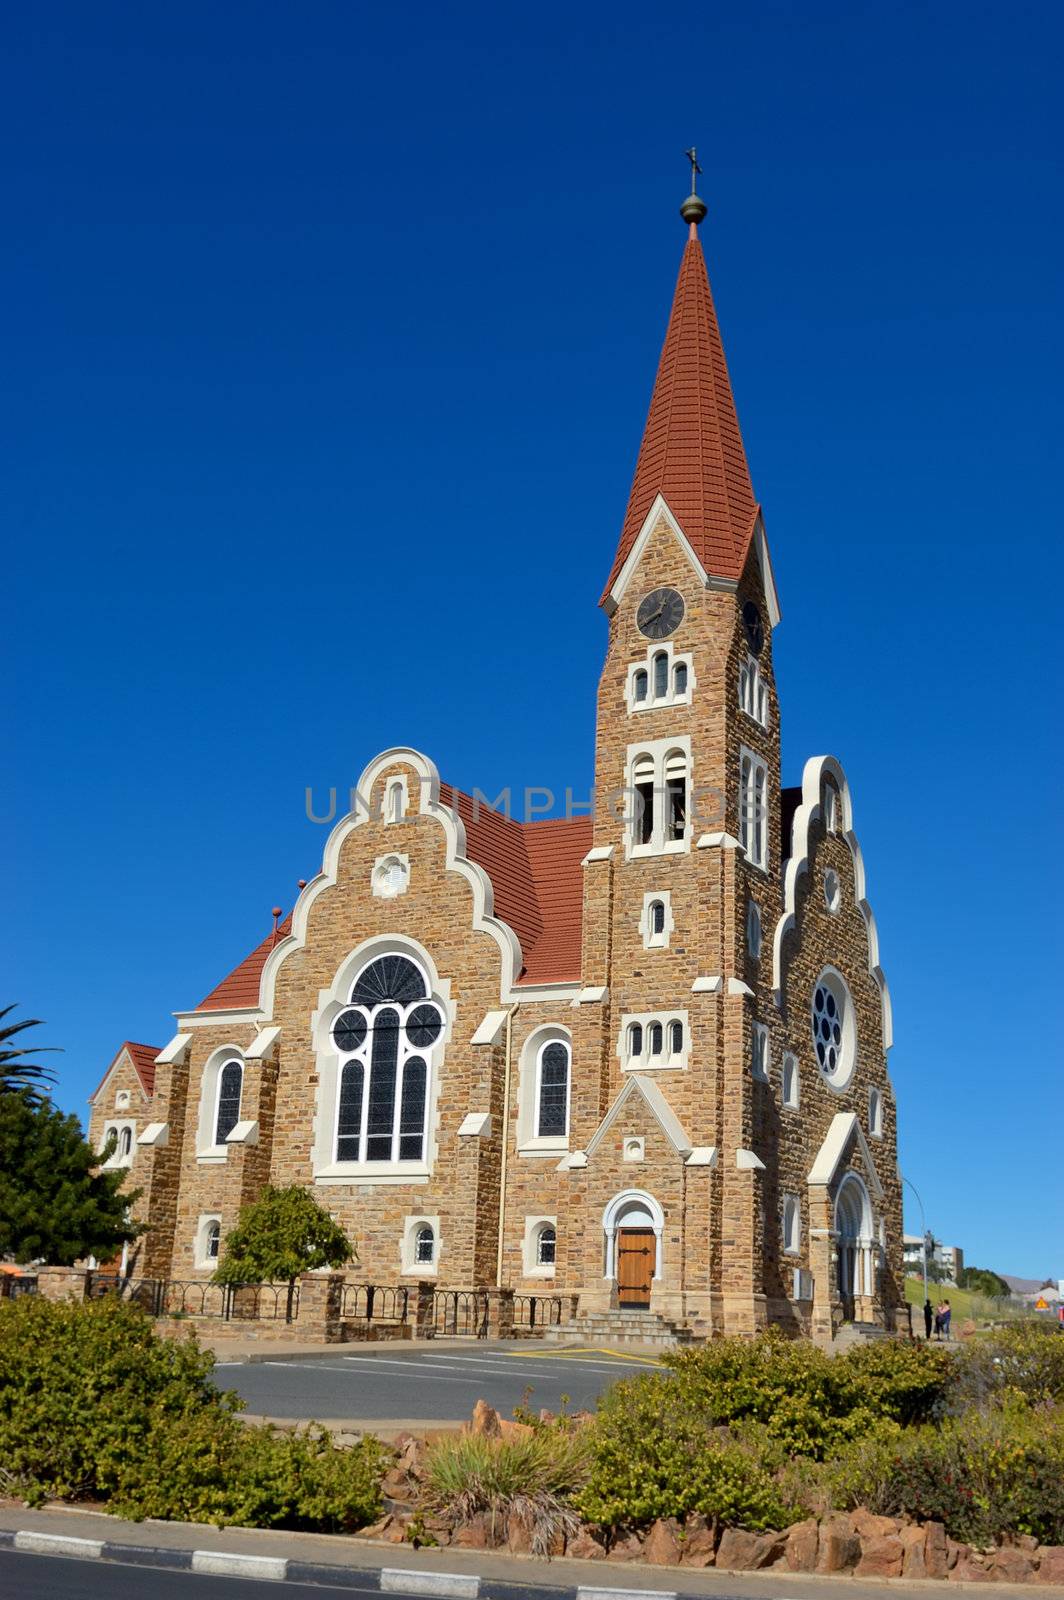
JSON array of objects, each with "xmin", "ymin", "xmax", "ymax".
[{"xmin": 213, "ymin": 1341, "xmax": 660, "ymax": 1426}]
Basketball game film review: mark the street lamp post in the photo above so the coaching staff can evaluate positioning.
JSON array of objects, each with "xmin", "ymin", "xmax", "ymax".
[{"xmin": 902, "ymin": 1175, "xmax": 930, "ymax": 1312}]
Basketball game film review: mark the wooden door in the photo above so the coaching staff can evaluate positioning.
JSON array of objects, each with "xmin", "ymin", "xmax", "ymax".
[{"xmin": 616, "ymin": 1228, "xmax": 654, "ymax": 1307}]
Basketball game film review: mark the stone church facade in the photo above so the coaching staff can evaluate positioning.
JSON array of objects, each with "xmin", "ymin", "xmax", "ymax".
[{"xmin": 89, "ymin": 191, "xmax": 903, "ymax": 1344}]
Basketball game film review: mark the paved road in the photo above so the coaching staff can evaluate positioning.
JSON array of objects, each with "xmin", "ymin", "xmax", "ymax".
[
  {"xmin": 0, "ymin": 1553, "xmax": 400, "ymax": 1599},
  {"xmin": 213, "ymin": 1343, "xmax": 659, "ymax": 1423}
]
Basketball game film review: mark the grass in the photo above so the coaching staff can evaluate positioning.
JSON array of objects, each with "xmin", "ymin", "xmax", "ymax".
[{"xmin": 903, "ymin": 1277, "xmax": 1031, "ymax": 1326}]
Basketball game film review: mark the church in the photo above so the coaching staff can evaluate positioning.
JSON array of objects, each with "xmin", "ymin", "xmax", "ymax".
[{"xmin": 89, "ymin": 174, "xmax": 903, "ymax": 1345}]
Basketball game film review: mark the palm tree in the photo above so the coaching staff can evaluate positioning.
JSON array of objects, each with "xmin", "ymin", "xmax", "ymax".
[{"xmin": 0, "ymin": 1006, "xmax": 60, "ymax": 1102}]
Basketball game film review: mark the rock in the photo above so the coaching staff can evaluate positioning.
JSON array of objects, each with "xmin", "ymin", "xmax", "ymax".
[
  {"xmin": 1012, "ymin": 1534, "xmax": 1038, "ymax": 1554},
  {"xmin": 901, "ymin": 1522, "xmax": 929, "ymax": 1579},
  {"xmin": 681, "ymin": 1518, "xmax": 717, "ymax": 1569},
  {"xmin": 1038, "ymin": 1548, "xmax": 1064, "ymax": 1585},
  {"xmin": 925, "ymin": 1521, "xmax": 950, "ymax": 1580},
  {"xmin": 716, "ymin": 1528, "xmax": 787, "ymax": 1571},
  {"xmin": 644, "ymin": 1519, "xmax": 682, "ymax": 1566},
  {"xmin": 496, "ymin": 1416, "xmax": 534, "ymax": 1439},
  {"xmin": 566, "ymin": 1528, "xmax": 606, "ymax": 1561},
  {"xmin": 950, "ymin": 1557, "xmax": 993, "ymax": 1582},
  {"xmin": 946, "ymin": 1538, "xmax": 970, "ymax": 1572},
  {"xmin": 986, "ymin": 1548, "xmax": 1035, "ymax": 1584},
  {"xmin": 452, "ymin": 1513, "xmax": 496, "ymax": 1549},
  {"xmin": 959, "ymin": 1318, "xmax": 978, "ymax": 1340},
  {"xmin": 817, "ymin": 1513, "xmax": 861, "ymax": 1574},
  {"xmin": 538, "ymin": 1408, "xmax": 555, "ymax": 1423},
  {"xmin": 505, "ymin": 1513, "xmax": 532, "ymax": 1555},
  {"xmin": 467, "ymin": 1399, "xmax": 501, "ymax": 1438},
  {"xmin": 381, "ymin": 1467, "xmax": 413, "ymax": 1501},
  {"xmin": 856, "ymin": 1534, "xmax": 904, "ymax": 1578},
  {"xmin": 785, "ymin": 1518, "xmax": 820, "ymax": 1573},
  {"xmin": 607, "ymin": 1532, "xmax": 644, "ymax": 1561},
  {"xmin": 359, "ymin": 1513, "xmax": 407, "ymax": 1544},
  {"xmin": 853, "ymin": 1508, "xmax": 902, "ymax": 1539}
]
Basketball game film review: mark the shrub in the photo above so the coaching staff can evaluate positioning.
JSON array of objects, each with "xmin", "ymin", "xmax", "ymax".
[
  {"xmin": 834, "ymin": 1336, "xmax": 953, "ymax": 1425},
  {"xmin": 424, "ymin": 1428, "xmax": 590, "ymax": 1554},
  {"xmin": 0, "ymin": 1294, "xmax": 226, "ymax": 1501},
  {"xmin": 952, "ymin": 1321, "xmax": 1064, "ymax": 1409},
  {"xmin": 576, "ymin": 1374, "xmax": 798, "ymax": 1532},
  {"xmin": 828, "ymin": 1401, "xmax": 1064, "ymax": 1545}
]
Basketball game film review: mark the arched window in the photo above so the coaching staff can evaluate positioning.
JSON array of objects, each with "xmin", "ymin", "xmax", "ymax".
[
  {"xmin": 783, "ymin": 1195, "xmax": 801, "ymax": 1255},
  {"xmin": 739, "ymin": 749, "xmax": 767, "ymax": 867},
  {"xmin": 648, "ymin": 1021, "xmax": 664, "ymax": 1057},
  {"xmin": 118, "ymin": 1126, "xmax": 132, "ymax": 1159},
  {"xmin": 536, "ymin": 1040, "xmax": 570, "ymax": 1138},
  {"xmin": 632, "ymin": 752, "xmax": 655, "ymax": 845},
  {"xmin": 633, "ymin": 669, "xmax": 648, "ymax": 703},
  {"xmin": 331, "ymin": 955, "xmax": 444, "ymax": 1165},
  {"xmin": 664, "ymin": 748, "xmax": 687, "ymax": 842},
  {"xmin": 747, "ymin": 899, "xmax": 762, "ymax": 961},
  {"xmin": 415, "ymin": 1224, "xmax": 435, "ymax": 1265},
  {"xmin": 868, "ymin": 1086, "xmax": 883, "ymax": 1138},
  {"xmin": 206, "ymin": 1220, "xmax": 221, "ymax": 1261},
  {"xmin": 215, "ymin": 1060, "xmax": 243, "ymax": 1145},
  {"xmin": 669, "ymin": 1020, "xmax": 683, "ymax": 1055},
  {"xmin": 782, "ymin": 1053, "xmax": 799, "ymax": 1109},
  {"xmin": 386, "ymin": 779, "xmax": 405, "ymax": 822},
  {"xmin": 740, "ymin": 655, "xmax": 768, "ymax": 725},
  {"xmin": 536, "ymin": 1224, "xmax": 557, "ymax": 1266},
  {"xmin": 650, "ymin": 899, "xmax": 665, "ymax": 935},
  {"xmin": 653, "ymin": 651, "xmax": 669, "ymax": 699},
  {"xmin": 627, "ymin": 1021, "xmax": 643, "ymax": 1058},
  {"xmin": 673, "ymin": 661, "xmax": 688, "ymax": 695}
]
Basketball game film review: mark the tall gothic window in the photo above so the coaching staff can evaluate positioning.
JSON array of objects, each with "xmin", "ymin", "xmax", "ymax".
[
  {"xmin": 535, "ymin": 1040, "xmax": 570, "ymax": 1138},
  {"xmin": 739, "ymin": 749, "xmax": 768, "ymax": 868},
  {"xmin": 215, "ymin": 1059, "xmax": 243, "ymax": 1145},
  {"xmin": 332, "ymin": 955, "xmax": 444, "ymax": 1165}
]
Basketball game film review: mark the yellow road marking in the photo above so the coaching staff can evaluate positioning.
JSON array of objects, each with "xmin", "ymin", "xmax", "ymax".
[{"xmin": 503, "ymin": 1346, "xmax": 663, "ymax": 1367}]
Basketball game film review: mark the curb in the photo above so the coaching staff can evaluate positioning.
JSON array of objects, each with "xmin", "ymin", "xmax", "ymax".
[{"xmin": 0, "ymin": 1528, "xmax": 684, "ymax": 1599}]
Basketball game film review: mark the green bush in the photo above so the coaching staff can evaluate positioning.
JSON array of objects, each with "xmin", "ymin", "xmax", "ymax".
[
  {"xmin": 662, "ymin": 1329, "xmax": 950, "ymax": 1459},
  {"xmin": 828, "ymin": 1401, "xmax": 1064, "ymax": 1545},
  {"xmin": 0, "ymin": 1296, "xmax": 383, "ymax": 1530},
  {"xmin": 576, "ymin": 1374, "xmax": 798, "ymax": 1532},
  {"xmin": 952, "ymin": 1321, "xmax": 1064, "ymax": 1409},
  {"xmin": 0, "ymin": 1294, "xmax": 226, "ymax": 1501},
  {"xmin": 424, "ymin": 1427, "xmax": 590, "ymax": 1555}
]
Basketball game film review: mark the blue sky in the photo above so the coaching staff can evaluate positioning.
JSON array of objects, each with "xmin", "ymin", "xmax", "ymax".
[{"xmin": 4, "ymin": 2, "xmax": 1060, "ymax": 1279}]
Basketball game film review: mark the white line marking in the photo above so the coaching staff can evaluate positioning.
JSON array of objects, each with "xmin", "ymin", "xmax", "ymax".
[
  {"xmin": 14, "ymin": 1532, "xmax": 104, "ymax": 1559},
  {"xmin": 577, "ymin": 1589, "xmax": 678, "ymax": 1600},
  {"xmin": 382, "ymin": 1569, "xmax": 479, "ymax": 1598},
  {"xmin": 192, "ymin": 1550, "xmax": 288, "ymax": 1580}
]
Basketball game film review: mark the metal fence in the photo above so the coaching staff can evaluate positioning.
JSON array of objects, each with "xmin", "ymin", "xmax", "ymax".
[
  {"xmin": 0, "ymin": 1275, "xmax": 38, "ymax": 1300},
  {"xmin": 432, "ymin": 1288, "xmax": 489, "ymax": 1337},
  {"xmin": 512, "ymin": 1293, "xmax": 563, "ymax": 1330},
  {"xmin": 85, "ymin": 1274, "xmax": 300, "ymax": 1322},
  {"xmin": 340, "ymin": 1282, "xmax": 409, "ymax": 1323}
]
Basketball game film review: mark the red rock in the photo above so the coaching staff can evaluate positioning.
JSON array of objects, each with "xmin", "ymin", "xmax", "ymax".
[
  {"xmin": 853, "ymin": 1508, "xmax": 902, "ymax": 1539},
  {"xmin": 901, "ymin": 1522, "xmax": 929, "ymax": 1579},
  {"xmin": 716, "ymin": 1529, "xmax": 786, "ymax": 1571},
  {"xmin": 565, "ymin": 1529, "xmax": 606, "ymax": 1561},
  {"xmin": 681, "ymin": 1520, "xmax": 717, "ymax": 1569},
  {"xmin": 467, "ymin": 1399, "xmax": 501, "ymax": 1438},
  {"xmin": 506, "ymin": 1513, "xmax": 532, "ymax": 1555},
  {"xmin": 950, "ymin": 1557, "xmax": 993, "ymax": 1582},
  {"xmin": 1038, "ymin": 1548, "xmax": 1064, "ymax": 1585},
  {"xmin": 607, "ymin": 1532, "xmax": 644, "ymax": 1561},
  {"xmin": 452, "ymin": 1513, "xmax": 496, "ymax": 1549},
  {"xmin": 925, "ymin": 1521, "xmax": 950, "ymax": 1580},
  {"xmin": 817, "ymin": 1514, "xmax": 861, "ymax": 1574},
  {"xmin": 986, "ymin": 1548, "xmax": 1034, "ymax": 1584},
  {"xmin": 856, "ymin": 1534, "xmax": 904, "ymax": 1578},
  {"xmin": 785, "ymin": 1518, "xmax": 819, "ymax": 1573},
  {"xmin": 359, "ymin": 1514, "xmax": 396, "ymax": 1541},
  {"xmin": 644, "ymin": 1520, "xmax": 682, "ymax": 1567}
]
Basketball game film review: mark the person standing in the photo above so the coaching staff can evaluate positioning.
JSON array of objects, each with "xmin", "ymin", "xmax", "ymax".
[
  {"xmin": 942, "ymin": 1299, "xmax": 952, "ymax": 1340},
  {"xmin": 924, "ymin": 1298, "xmax": 934, "ymax": 1340}
]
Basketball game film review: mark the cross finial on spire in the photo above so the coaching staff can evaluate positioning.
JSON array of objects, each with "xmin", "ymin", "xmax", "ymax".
[{"xmin": 680, "ymin": 147, "xmax": 708, "ymax": 231}]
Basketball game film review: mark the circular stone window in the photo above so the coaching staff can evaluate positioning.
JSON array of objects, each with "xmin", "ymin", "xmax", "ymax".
[
  {"xmin": 811, "ymin": 969, "xmax": 856, "ymax": 1089},
  {"xmin": 823, "ymin": 868, "xmax": 841, "ymax": 912}
]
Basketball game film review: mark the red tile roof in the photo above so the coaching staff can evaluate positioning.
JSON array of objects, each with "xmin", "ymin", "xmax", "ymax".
[
  {"xmin": 92, "ymin": 1040, "xmax": 160, "ymax": 1102},
  {"xmin": 603, "ymin": 227, "xmax": 758, "ymax": 602},
  {"xmin": 194, "ymin": 793, "xmax": 590, "ymax": 1012}
]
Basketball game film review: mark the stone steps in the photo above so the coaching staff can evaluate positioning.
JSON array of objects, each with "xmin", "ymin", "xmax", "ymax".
[
  {"xmin": 832, "ymin": 1320, "xmax": 890, "ymax": 1351},
  {"xmin": 547, "ymin": 1309, "xmax": 699, "ymax": 1348}
]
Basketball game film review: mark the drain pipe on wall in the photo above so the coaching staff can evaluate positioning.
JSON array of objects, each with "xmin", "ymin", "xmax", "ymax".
[{"xmin": 496, "ymin": 1002, "xmax": 520, "ymax": 1289}]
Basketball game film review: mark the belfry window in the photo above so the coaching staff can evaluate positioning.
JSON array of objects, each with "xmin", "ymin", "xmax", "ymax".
[
  {"xmin": 633, "ymin": 753, "xmax": 655, "ymax": 846},
  {"xmin": 332, "ymin": 955, "xmax": 444, "ymax": 1165},
  {"xmin": 739, "ymin": 749, "xmax": 768, "ymax": 868},
  {"xmin": 536, "ymin": 1040, "xmax": 570, "ymax": 1138},
  {"xmin": 665, "ymin": 749, "xmax": 687, "ymax": 842},
  {"xmin": 739, "ymin": 655, "xmax": 768, "ymax": 726},
  {"xmin": 653, "ymin": 651, "xmax": 669, "ymax": 699},
  {"xmin": 214, "ymin": 1060, "xmax": 243, "ymax": 1145},
  {"xmin": 633, "ymin": 669, "xmax": 648, "ymax": 703}
]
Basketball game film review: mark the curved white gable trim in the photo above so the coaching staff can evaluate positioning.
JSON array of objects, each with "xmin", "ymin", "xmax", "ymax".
[
  {"xmin": 771, "ymin": 755, "xmax": 893, "ymax": 1051},
  {"xmin": 257, "ymin": 747, "xmax": 525, "ymax": 1015}
]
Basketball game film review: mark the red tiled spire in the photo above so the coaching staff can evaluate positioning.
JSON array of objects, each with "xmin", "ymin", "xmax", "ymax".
[{"xmin": 602, "ymin": 218, "xmax": 758, "ymax": 602}]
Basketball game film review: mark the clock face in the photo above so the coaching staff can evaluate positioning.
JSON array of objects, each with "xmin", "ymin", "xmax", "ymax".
[
  {"xmin": 637, "ymin": 587, "xmax": 685, "ymax": 639},
  {"xmin": 742, "ymin": 599, "xmax": 764, "ymax": 655}
]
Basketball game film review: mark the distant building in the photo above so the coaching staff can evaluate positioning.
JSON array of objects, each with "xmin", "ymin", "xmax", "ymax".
[{"xmin": 903, "ymin": 1235, "xmax": 964, "ymax": 1285}]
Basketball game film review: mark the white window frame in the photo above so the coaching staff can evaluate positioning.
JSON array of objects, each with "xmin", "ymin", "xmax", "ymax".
[
  {"xmin": 115, "ymin": 1089, "xmax": 131, "ymax": 1110},
  {"xmin": 868, "ymin": 1086, "xmax": 883, "ymax": 1139},
  {"xmin": 401, "ymin": 1214, "xmax": 440, "ymax": 1276},
  {"xmin": 372, "ymin": 852, "xmax": 410, "ymax": 899},
  {"xmin": 739, "ymin": 746, "xmax": 769, "ymax": 870},
  {"xmin": 516, "ymin": 1026, "xmax": 572, "ymax": 1156},
  {"xmin": 101, "ymin": 1118, "xmax": 136, "ymax": 1169},
  {"xmin": 383, "ymin": 774, "xmax": 409, "ymax": 823},
  {"xmin": 521, "ymin": 1215, "xmax": 558, "ymax": 1278},
  {"xmin": 739, "ymin": 653, "xmax": 768, "ymax": 726},
  {"xmin": 782, "ymin": 1194, "xmax": 801, "ymax": 1256},
  {"xmin": 196, "ymin": 1046, "xmax": 247, "ymax": 1163},
  {"xmin": 625, "ymin": 735, "xmax": 692, "ymax": 858},
  {"xmin": 533, "ymin": 1037, "xmax": 571, "ymax": 1142},
  {"xmin": 195, "ymin": 1213, "xmax": 223, "ymax": 1270},
  {"xmin": 640, "ymin": 890, "xmax": 674, "ymax": 950},
  {"xmin": 781, "ymin": 1052, "xmax": 800, "ymax": 1110},
  {"xmin": 618, "ymin": 1011, "xmax": 689, "ymax": 1072},
  {"xmin": 625, "ymin": 640, "xmax": 695, "ymax": 714},
  {"xmin": 751, "ymin": 1022, "xmax": 769, "ymax": 1082},
  {"xmin": 747, "ymin": 899, "xmax": 762, "ymax": 962}
]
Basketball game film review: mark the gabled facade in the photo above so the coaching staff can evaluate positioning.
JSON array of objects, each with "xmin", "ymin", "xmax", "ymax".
[{"xmin": 95, "ymin": 189, "xmax": 903, "ymax": 1341}]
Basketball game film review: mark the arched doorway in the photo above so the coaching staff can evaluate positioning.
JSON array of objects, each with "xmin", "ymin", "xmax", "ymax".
[
  {"xmin": 603, "ymin": 1191, "xmax": 664, "ymax": 1310},
  {"xmin": 834, "ymin": 1173, "xmax": 872, "ymax": 1320}
]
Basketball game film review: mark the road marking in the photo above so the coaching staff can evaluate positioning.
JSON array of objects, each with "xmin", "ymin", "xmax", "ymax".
[
  {"xmin": 577, "ymin": 1589, "xmax": 677, "ymax": 1600},
  {"xmin": 382, "ymin": 1568, "xmax": 479, "ymax": 1598},
  {"xmin": 14, "ymin": 1532, "xmax": 104, "ymax": 1559},
  {"xmin": 504, "ymin": 1346, "xmax": 664, "ymax": 1367},
  {"xmin": 368, "ymin": 1352, "xmax": 628, "ymax": 1378},
  {"xmin": 192, "ymin": 1550, "xmax": 288, "ymax": 1580}
]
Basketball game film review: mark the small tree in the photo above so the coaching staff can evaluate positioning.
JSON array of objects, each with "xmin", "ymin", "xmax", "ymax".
[
  {"xmin": 0, "ymin": 1091, "xmax": 140, "ymax": 1265},
  {"xmin": 959, "ymin": 1266, "xmax": 1011, "ymax": 1299},
  {"xmin": 213, "ymin": 1185, "xmax": 354, "ymax": 1316}
]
